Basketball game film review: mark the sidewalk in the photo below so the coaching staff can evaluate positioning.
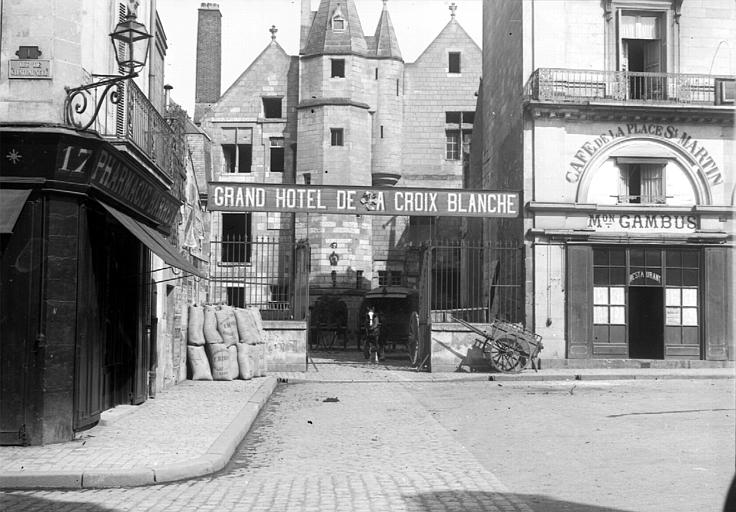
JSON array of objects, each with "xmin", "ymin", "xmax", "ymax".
[
  {"xmin": 0, "ymin": 362, "xmax": 732, "ymax": 491},
  {"xmin": 0, "ymin": 376, "xmax": 277, "ymax": 490}
]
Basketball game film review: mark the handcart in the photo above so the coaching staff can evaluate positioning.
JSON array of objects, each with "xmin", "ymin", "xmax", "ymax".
[{"xmin": 453, "ymin": 316, "xmax": 544, "ymax": 373}]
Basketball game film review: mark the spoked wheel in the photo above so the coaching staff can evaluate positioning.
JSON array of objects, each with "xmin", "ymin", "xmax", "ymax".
[
  {"xmin": 489, "ymin": 336, "xmax": 530, "ymax": 373},
  {"xmin": 407, "ymin": 311, "xmax": 420, "ymax": 366}
]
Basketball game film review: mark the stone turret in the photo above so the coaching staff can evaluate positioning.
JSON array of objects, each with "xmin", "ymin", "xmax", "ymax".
[{"xmin": 370, "ymin": 0, "xmax": 404, "ymax": 186}]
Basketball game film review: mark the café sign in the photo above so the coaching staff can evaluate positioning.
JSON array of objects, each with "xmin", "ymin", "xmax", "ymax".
[
  {"xmin": 566, "ymin": 123, "xmax": 723, "ymax": 185},
  {"xmin": 209, "ymin": 183, "xmax": 520, "ymax": 217},
  {"xmin": 587, "ymin": 213, "xmax": 698, "ymax": 233}
]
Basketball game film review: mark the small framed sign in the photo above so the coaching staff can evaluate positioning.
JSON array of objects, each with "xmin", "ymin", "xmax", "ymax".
[{"xmin": 9, "ymin": 59, "xmax": 52, "ymax": 79}]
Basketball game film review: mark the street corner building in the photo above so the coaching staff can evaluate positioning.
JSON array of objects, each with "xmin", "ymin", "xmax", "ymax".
[
  {"xmin": 474, "ymin": 0, "xmax": 734, "ymax": 363},
  {"xmin": 195, "ymin": 0, "xmax": 482, "ymax": 339},
  {"xmin": 0, "ymin": 1, "xmax": 208, "ymax": 445}
]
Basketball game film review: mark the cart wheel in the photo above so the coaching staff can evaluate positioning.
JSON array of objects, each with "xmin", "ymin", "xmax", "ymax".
[
  {"xmin": 408, "ymin": 311, "xmax": 420, "ymax": 366},
  {"xmin": 489, "ymin": 337, "xmax": 530, "ymax": 373}
]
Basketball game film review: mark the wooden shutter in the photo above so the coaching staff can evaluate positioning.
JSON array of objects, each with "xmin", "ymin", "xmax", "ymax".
[
  {"xmin": 703, "ymin": 247, "xmax": 731, "ymax": 360},
  {"xmin": 566, "ymin": 245, "xmax": 593, "ymax": 358}
]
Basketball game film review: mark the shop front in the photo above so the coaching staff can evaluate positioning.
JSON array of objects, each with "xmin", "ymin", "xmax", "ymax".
[
  {"xmin": 0, "ymin": 126, "xmax": 201, "ymax": 445},
  {"xmin": 527, "ymin": 115, "xmax": 733, "ymax": 363},
  {"xmin": 565, "ymin": 242, "xmax": 730, "ymax": 361}
]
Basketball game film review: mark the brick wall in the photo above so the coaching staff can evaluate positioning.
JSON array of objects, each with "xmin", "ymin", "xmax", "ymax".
[{"xmin": 195, "ymin": 4, "xmax": 222, "ymax": 105}]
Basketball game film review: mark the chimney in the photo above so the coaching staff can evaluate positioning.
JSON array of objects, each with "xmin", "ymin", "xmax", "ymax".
[
  {"xmin": 194, "ymin": 3, "xmax": 221, "ymax": 123},
  {"xmin": 300, "ymin": 0, "xmax": 313, "ymax": 54}
]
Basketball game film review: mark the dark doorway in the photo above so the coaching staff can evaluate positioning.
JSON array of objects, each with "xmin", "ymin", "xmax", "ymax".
[{"xmin": 628, "ymin": 286, "xmax": 664, "ymax": 359}]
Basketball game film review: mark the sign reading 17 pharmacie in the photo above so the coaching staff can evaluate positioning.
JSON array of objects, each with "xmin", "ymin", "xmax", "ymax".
[{"xmin": 209, "ymin": 184, "xmax": 520, "ymax": 218}]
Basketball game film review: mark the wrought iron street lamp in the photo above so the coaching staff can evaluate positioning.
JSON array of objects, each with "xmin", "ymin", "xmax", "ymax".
[{"xmin": 64, "ymin": 5, "xmax": 152, "ymax": 130}]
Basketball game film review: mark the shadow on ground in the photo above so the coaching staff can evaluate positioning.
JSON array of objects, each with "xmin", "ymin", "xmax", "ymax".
[
  {"xmin": 406, "ymin": 490, "xmax": 636, "ymax": 512},
  {"xmin": 0, "ymin": 492, "xmax": 118, "ymax": 512}
]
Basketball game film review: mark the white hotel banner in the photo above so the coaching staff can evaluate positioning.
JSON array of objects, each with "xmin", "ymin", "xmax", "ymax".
[{"xmin": 209, "ymin": 183, "xmax": 520, "ymax": 218}]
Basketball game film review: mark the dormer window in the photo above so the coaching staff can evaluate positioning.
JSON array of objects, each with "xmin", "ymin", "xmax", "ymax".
[{"xmin": 332, "ymin": 6, "xmax": 346, "ymax": 31}]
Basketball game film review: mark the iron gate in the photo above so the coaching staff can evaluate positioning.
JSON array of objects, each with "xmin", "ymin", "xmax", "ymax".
[
  {"xmin": 415, "ymin": 240, "xmax": 525, "ymax": 369},
  {"xmin": 208, "ymin": 236, "xmax": 310, "ymax": 320}
]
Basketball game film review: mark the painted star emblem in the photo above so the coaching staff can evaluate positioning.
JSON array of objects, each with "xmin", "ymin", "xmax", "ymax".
[{"xmin": 6, "ymin": 149, "xmax": 22, "ymax": 165}]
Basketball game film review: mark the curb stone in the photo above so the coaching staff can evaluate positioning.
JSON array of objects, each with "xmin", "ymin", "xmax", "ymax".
[{"xmin": 0, "ymin": 376, "xmax": 278, "ymax": 490}]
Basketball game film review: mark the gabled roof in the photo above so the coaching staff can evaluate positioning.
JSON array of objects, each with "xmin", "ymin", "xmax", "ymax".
[
  {"xmin": 372, "ymin": 2, "xmax": 402, "ymax": 60},
  {"xmin": 211, "ymin": 40, "xmax": 291, "ymax": 110},
  {"xmin": 302, "ymin": 0, "xmax": 368, "ymax": 57},
  {"xmin": 412, "ymin": 17, "xmax": 481, "ymax": 65}
]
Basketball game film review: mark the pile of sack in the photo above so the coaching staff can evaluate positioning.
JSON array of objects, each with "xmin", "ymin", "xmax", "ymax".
[{"xmin": 186, "ymin": 304, "xmax": 268, "ymax": 381}]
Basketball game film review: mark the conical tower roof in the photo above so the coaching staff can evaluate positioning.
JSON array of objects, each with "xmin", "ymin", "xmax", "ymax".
[
  {"xmin": 372, "ymin": 1, "xmax": 402, "ymax": 60},
  {"xmin": 303, "ymin": 0, "xmax": 368, "ymax": 56}
]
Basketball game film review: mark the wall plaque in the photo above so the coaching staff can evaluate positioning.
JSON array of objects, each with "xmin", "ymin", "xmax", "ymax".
[{"xmin": 9, "ymin": 59, "xmax": 52, "ymax": 79}]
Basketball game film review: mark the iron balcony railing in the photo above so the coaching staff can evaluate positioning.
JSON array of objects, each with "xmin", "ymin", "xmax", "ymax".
[
  {"xmin": 91, "ymin": 80, "xmax": 181, "ymax": 181},
  {"xmin": 525, "ymin": 68, "xmax": 735, "ymax": 107}
]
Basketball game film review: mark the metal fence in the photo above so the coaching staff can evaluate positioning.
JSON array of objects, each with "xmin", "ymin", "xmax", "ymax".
[
  {"xmin": 209, "ymin": 236, "xmax": 309, "ymax": 320},
  {"xmin": 525, "ymin": 68, "xmax": 735, "ymax": 106},
  {"xmin": 424, "ymin": 240, "xmax": 524, "ymax": 324}
]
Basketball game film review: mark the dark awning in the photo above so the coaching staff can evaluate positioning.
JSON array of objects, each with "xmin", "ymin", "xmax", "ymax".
[
  {"xmin": 100, "ymin": 202, "xmax": 205, "ymax": 278},
  {"xmin": 0, "ymin": 189, "xmax": 31, "ymax": 233}
]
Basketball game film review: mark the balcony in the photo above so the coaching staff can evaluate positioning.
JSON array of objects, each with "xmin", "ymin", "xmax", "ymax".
[
  {"xmin": 525, "ymin": 68, "xmax": 735, "ymax": 107},
  {"xmin": 87, "ymin": 79, "xmax": 185, "ymax": 183}
]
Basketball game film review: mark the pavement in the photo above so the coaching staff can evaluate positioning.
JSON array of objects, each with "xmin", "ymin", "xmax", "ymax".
[{"xmin": 0, "ymin": 354, "xmax": 733, "ymax": 491}]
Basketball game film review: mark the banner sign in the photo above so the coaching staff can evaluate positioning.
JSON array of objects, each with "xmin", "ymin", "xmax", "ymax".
[{"xmin": 208, "ymin": 183, "xmax": 520, "ymax": 217}]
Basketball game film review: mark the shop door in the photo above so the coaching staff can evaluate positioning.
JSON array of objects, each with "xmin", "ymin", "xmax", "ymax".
[{"xmin": 629, "ymin": 286, "xmax": 664, "ymax": 359}]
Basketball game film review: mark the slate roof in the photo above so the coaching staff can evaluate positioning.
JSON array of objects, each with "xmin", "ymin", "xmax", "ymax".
[
  {"xmin": 372, "ymin": 2, "xmax": 402, "ymax": 60},
  {"xmin": 302, "ymin": 0, "xmax": 368, "ymax": 56}
]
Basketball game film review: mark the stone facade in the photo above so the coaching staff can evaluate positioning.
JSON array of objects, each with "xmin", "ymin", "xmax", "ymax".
[
  {"xmin": 476, "ymin": 0, "xmax": 735, "ymax": 362},
  {"xmin": 198, "ymin": 0, "xmax": 481, "ymax": 336}
]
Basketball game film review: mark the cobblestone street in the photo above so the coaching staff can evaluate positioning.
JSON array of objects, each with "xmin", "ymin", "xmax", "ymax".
[{"xmin": 1, "ymin": 377, "xmax": 733, "ymax": 511}]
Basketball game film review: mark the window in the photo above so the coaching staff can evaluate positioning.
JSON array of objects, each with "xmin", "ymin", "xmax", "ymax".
[
  {"xmin": 446, "ymin": 111, "xmax": 475, "ymax": 124},
  {"xmin": 221, "ymin": 127, "xmax": 252, "ymax": 173},
  {"xmin": 269, "ymin": 137, "xmax": 284, "ymax": 172},
  {"xmin": 618, "ymin": 161, "xmax": 665, "ymax": 204},
  {"xmin": 380, "ymin": 125, "xmax": 384, "ymax": 139},
  {"xmin": 446, "ymin": 112, "xmax": 474, "ymax": 161},
  {"xmin": 356, "ymin": 270, "xmax": 364, "ymax": 289},
  {"xmin": 448, "ymin": 52, "xmax": 461, "ymax": 73},
  {"xmin": 390, "ymin": 271, "xmax": 403, "ymax": 287},
  {"xmin": 331, "ymin": 59, "xmax": 345, "ymax": 78},
  {"xmin": 396, "ymin": 79, "xmax": 400, "ymax": 96},
  {"xmin": 227, "ymin": 287, "xmax": 245, "ymax": 308},
  {"xmin": 221, "ymin": 213, "xmax": 251, "ymax": 263},
  {"xmin": 375, "ymin": 68, "xmax": 378, "ymax": 80},
  {"xmin": 330, "ymin": 128, "xmax": 344, "ymax": 146},
  {"xmin": 664, "ymin": 249, "xmax": 700, "ymax": 346},
  {"xmin": 378, "ymin": 270, "xmax": 388, "ymax": 286},
  {"xmin": 222, "ymin": 144, "xmax": 252, "ymax": 173},
  {"xmin": 446, "ymin": 131, "xmax": 460, "ymax": 160},
  {"xmin": 606, "ymin": 9, "xmax": 669, "ymax": 100},
  {"xmin": 593, "ymin": 286, "xmax": 626, "ymax": 325},
  {"xmin": 262, "ymin": 97, "xmax": 282, "ymax": 118}
]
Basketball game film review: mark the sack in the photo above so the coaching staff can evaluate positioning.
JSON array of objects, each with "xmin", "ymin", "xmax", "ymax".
[
  {"xmin": 260, "ymin": 342, "xmax": 268, "ymax": 375},
  {"xmin": 206, "ymin": 343, "xmax": 232, "ymax": 381},
  {"xmin": 247, "ymin": 307, "xmax": 266, "ymax": 339},
  {"xmin": 252, "ymin": 343, "xmax": 266, "ymax": 377},
  {"xmin": 203, "ymin": 305, "xmax": 223, "ymax": 344},
  {"xmin": 248, "ymin": 342, "xmax": 261, "ymax": 377},
  {"xmin": 234, "ymin": 307, "xmax": 260, "ymax": 344},
  {"xmin": 236, "ymin": 343, "xmax": 253, "ymax": 380},
  {"xmin": 187, "ymin": 305, "xmax": 205, "ymax": 346},
  {"xmin": 187, "ymin": 345, "xmax": 212, "ymax": 381},
  {"xmin": 228, "ymin": 345, "xmax": 239, "ymax": 379},
  {"xmin": 216, "ymin": 309, "xmax": 238, "ymax": 346}
]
